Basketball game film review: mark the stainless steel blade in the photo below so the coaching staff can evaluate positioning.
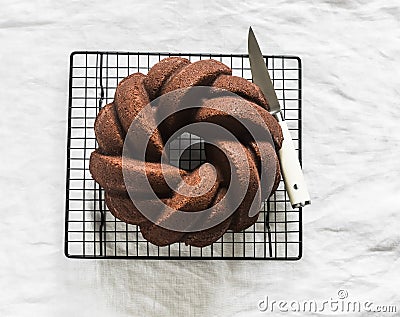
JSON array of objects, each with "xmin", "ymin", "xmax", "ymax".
[{"xmin": 248, "ymin": 27, "xmax": 281, "ymax": 114}]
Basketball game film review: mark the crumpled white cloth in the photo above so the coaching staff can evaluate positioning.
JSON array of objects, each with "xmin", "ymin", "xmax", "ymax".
[{"xmin": 0, "ymin": 0, "xmax": 399, "ymax": 316}]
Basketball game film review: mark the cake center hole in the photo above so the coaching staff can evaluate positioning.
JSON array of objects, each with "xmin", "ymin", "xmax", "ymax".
[{"xmin": 167, "ymin": 132, "xmax": 206, "ymax": 172}]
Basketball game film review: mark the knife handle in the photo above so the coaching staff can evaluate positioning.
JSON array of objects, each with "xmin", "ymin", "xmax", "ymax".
[{"xmin": 276, "ymin": 116, "xmax": 311, "ymax": 208}]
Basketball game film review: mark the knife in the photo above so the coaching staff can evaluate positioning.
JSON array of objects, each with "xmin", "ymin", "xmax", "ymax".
[{"xmin": 248, "ymin": 27, "xmax": 310, "ymax": 208}]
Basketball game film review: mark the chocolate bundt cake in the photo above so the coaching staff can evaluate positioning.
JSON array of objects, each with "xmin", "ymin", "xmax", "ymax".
[{"xmin": 89, "ymin": 57, "xmax": 283, "ymax": 247}]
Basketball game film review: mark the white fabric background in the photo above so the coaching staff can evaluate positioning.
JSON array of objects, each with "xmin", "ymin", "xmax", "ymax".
[{"xmin": 1, "ymin": 0, "xmax": 399, "ymax": 316}]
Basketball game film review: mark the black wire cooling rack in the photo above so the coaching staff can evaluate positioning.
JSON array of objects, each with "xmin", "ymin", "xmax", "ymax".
[{"xmin": 65, "ymin": 51, "xmax": 303, "ymax": 260}]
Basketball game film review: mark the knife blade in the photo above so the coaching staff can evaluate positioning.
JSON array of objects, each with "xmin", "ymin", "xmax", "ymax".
[{"xmin": 248, "ymin": 27, "xmax": 311, "ymax": 208}]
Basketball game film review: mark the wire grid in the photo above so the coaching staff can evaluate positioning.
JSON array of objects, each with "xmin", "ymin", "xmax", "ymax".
[{"xmin": 65, "ymin": 51, "xmax": 303, "ymax": 260}]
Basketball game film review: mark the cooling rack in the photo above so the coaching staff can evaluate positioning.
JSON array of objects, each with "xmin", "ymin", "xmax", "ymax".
[{"xmin": 65, "ymin": 51, "xmax": 303, "ymax": 260}]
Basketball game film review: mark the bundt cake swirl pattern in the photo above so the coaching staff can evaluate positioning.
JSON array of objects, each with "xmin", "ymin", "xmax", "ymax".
[{"xmin": 89, "ymin": 57, "xmax": 283, "ymax": 247}]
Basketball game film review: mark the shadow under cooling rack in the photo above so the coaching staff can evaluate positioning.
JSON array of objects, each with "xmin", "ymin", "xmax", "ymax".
[{"xmin": 65, "ymin": 51, "xmax": 303, "ymax": 260}]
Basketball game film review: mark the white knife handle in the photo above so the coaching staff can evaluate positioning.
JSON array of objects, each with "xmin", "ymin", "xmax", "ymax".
[{"xmin": 276, "ymin": 117, "xmax": 311, "ymax": 208}]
